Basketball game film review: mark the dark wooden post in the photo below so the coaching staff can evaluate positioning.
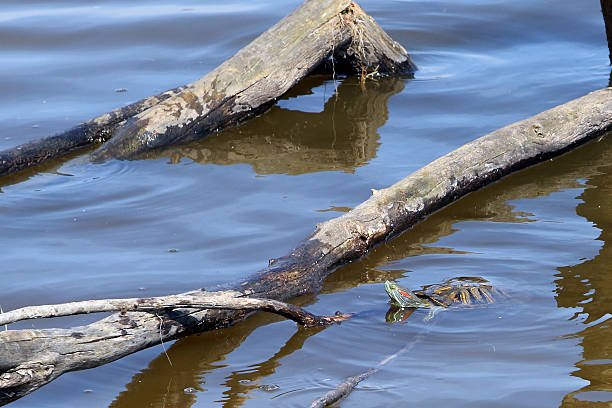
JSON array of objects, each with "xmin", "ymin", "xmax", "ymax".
[{"xmin": 602, "ymin": 0, "xmax": 612, "ymax": 64}]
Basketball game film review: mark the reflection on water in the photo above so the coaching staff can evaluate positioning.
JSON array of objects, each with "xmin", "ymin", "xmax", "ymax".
[
  {"xmin": 554, "ymin": 139, "xmax": 612, "ymax": 406},
  {"xmin": 385, "ymin": 305, "xmax": 417, "ymax": 323},
  {"xmin": 96, "ymin": 135, "xmax": 612, "ymax": 408},
  {"xmin": 109, "ymin": 297, "xmax": 327, "ymax": 408},
  {"xmin": 0, "ymin": 146, "xmax": 93, "ymax": 193},
  {"xmin": 143, "ymin": 76, "xmax": 405, "ymax": 175},
  {"xmin": 322, "ymin": 137, "xmax": 602, "ymax": 293}
]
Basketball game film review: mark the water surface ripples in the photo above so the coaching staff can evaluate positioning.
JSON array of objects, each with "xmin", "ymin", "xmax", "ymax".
[{"xmin": 2, "ymin": 0, "xmax": 611, "ymax": 406}]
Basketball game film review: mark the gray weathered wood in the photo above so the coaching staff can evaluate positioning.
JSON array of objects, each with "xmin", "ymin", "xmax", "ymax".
[
  {"xmin": 0, "ymin": 0, "xmax": 414, "ymax": 177},
  {"xmin": 89, "ymin": 0, "xmax": 415, "ymax": 160},
  {"xmin": 0, "ymin": 291, "xmax": 350, "ymax": 329},
  {"xmin": 1, "ymin": 88, "xmax": 610, "ymax": 405}
]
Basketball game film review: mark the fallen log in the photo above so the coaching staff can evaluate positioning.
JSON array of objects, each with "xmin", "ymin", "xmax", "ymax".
[
  {"xmin": 0, "ymin": 0, "xmax": 414, "ymax": 177},
  {"xmin": 89, "ymin": 0, "xmax": 414, "ymax": 161},
  {"xmin": 1, "ymin": 87, "xmax": 610, "ymax": 405}
]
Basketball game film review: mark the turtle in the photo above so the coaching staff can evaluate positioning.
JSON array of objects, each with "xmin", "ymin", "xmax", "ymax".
[{"xmin": 384, "ymin": 277, "xmax": 506, "ymax": 321}]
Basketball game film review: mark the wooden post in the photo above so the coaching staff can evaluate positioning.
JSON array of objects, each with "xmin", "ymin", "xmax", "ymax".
[{"xmin": 602, "ymin": 0, "xmax": 612, "ymax": 64}]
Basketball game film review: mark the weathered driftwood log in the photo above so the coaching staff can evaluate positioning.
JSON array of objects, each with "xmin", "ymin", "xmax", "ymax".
[
  {"xmin": 0, "ymin": 291, "xmax": 351, "ymax": 328},
  {"xmin": 1, "ymin": 88, "xmax": 611, "ymax": 405},
  {"xmin": 89, "ymin": 0, "xmax": 414, "ymax": 160},
  {"xmin": 0, "ymin": 0, "xmax": 414, "ymax": 178}
]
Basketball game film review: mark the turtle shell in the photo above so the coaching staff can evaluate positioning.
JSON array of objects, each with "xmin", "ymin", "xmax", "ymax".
[{"xmin": 413, "ymin": 276, "xmax": 506, "ymax": 307}]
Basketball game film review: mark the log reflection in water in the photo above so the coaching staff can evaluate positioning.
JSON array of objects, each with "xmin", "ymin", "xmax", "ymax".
[
  {"xmin": 107, "ymin": 134, "xmax": 612, "ymax": 408},
  {"xmin": 109, "ymin": 295, "xmax": 326, "ymax": 408},
  {"xmin": 554, "ymin": 136, "xmax": 612, "ymax": 406},
  {"xmin": 142, "ymin": 75, "xmax": 406, "ymax": 175}
]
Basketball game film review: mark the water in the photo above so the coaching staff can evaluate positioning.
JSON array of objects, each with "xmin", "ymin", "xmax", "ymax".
[{"xmin": 0, "ymin": 0, "xmax": 610, "ymax": 406}]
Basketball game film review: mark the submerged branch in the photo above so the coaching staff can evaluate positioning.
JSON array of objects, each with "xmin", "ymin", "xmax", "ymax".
[{"xmin": 309, "ymin": 330, "xmax": 427, "ymax": 408}]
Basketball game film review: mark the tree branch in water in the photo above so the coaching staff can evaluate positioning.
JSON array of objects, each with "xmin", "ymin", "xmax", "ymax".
[{"xmin": 0, "ymin": 291, "xmax": 351, "ymax": 328}]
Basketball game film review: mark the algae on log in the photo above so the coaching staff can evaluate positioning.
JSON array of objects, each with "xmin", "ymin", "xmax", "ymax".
[
  {"xmin": 0, "ymin": 0, "xmax": 414, "ymax": 176},
  {"xmin": 90, "ymin": 0, "xmax": 414, "ymax": 160},
  {"xmin": 1, "ymin": 87, "xmax": 611, "ymax": 405}
]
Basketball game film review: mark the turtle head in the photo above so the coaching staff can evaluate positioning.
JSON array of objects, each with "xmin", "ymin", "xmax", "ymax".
[{"xmin": 384, "ymin": 280, "xmax": 428, "ymax": 308}]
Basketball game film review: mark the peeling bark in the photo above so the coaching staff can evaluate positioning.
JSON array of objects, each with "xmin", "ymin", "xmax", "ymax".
[{"xmin": 1, "ymin": 87, "xmax": 610, "ymax": 405}]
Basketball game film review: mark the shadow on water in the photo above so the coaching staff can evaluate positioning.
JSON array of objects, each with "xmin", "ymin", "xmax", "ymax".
[
  {"xmin": 105, "ymin": 134, "xmax": 612, "ymax": 407},
  {"xmin": 141, "ymin": 75, "xmax": 405, "ymax": 175}
]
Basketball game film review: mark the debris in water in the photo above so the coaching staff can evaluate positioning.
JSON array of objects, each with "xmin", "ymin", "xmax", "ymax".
[{"xmin": 259, "ymin": 384, "xmax": 280, "ymax": 392}]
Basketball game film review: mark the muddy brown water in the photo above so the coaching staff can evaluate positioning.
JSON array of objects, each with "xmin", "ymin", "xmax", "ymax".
[{"xmin": 1, "ymin": 0, "xmax": 611, "ymax": 406}]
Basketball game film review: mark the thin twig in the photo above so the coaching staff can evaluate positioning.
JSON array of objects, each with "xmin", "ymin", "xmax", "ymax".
[{"xmin": 156, "ymin": 313, "xmax": 173, "ymax": 367}]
